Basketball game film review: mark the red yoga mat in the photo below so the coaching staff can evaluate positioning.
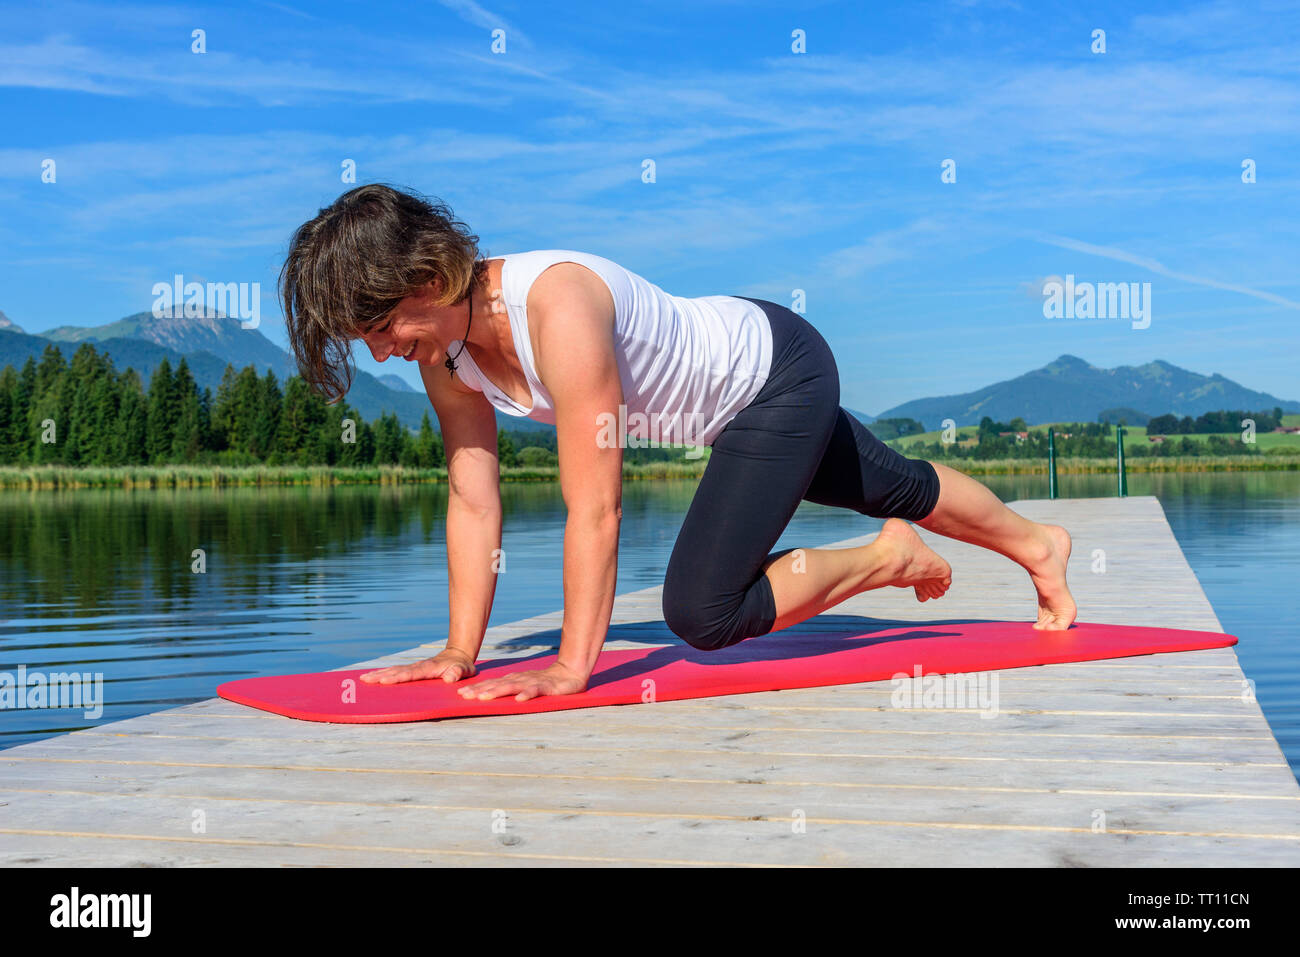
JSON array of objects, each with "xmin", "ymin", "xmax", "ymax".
[{"xmin": 216, "ymin": 620, "xmax": 1237, "ymax": 724}]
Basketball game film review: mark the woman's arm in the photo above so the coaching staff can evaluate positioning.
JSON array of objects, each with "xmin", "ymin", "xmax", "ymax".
[
  {"xmin": 439, "ymin": 372, "xmax": 505, "ymax": 663},
  {"xmin": 360, "ymin": 367, "xmax": 502, "ymax": 685},
  {"xmin": 458, "ymin": 264, "xmax": 623, "ymax": 702}
]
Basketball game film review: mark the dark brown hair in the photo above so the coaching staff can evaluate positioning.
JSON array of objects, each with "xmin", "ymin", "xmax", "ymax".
[{"xmin": 279, "ymin": 184, "xmax": 488, "ymax": 401}]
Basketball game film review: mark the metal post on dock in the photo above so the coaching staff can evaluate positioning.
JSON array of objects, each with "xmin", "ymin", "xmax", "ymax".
[
  {"xmin": 1047, "ymin": 427, "xmax": 1058, "ymax": 499},
  {"xmin": 1116, "ymin": 425, "xmax": 1128, "ymax": 497}
]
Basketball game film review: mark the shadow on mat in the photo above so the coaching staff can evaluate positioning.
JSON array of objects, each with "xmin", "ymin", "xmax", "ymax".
[{"xmin": 484, "ymin": 615, "xmax": 1024, "ymax": 690}]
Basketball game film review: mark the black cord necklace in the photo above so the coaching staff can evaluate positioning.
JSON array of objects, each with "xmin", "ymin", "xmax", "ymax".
[{"xmin": 444, "ymin": 283, "xmax": 472, "ymax": 376}]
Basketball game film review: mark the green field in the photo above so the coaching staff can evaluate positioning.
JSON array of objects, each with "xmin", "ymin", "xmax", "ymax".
[{"xmin": 891, "ymin": 419, "xmax": 1300, "ymax": 453}]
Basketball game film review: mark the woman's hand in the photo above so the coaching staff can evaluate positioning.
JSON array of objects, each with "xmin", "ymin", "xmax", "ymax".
[
  {"xmin": 360, "ymin": 648, "xmax": 478, "ymax": 685},
  {"xmin": 457, "ymin": 661, "xmax": 588, "ymax": 702}
]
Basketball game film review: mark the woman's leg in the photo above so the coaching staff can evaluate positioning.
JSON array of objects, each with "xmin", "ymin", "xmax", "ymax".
[
  {"xmin": 761, "ymin": 518, "xmax": 952, "ymax": 632},
  {"xmin": 660, "ymin": 340, "xmax": 844, "ymax": 650},
  {"xmin": 917, "ymin": 462, "xmax": 1075, "ymax": 630},
  {"xmin": 663, "ymin": 300, "xmax": 953, "ymax": 650},
  {"xmin": 801, "ymin": 409, "xmax": 1076, "ymax": 630}
]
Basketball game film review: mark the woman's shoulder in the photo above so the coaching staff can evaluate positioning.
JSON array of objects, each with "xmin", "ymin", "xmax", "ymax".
[
  {"xmin": 502, "ymin": 251, "xmax": 628, "ymax": 310},
  {"xmin": 499, "ymin": 249, "xmax": 625, "ymax": 275}
]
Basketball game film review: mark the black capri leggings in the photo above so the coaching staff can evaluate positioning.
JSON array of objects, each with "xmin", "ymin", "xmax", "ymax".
[{"xmin": 661, "ymin": 298, "xmax": 942, "ymax": 651}]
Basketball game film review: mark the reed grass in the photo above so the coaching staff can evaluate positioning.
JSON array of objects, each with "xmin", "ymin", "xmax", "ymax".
[
  {"xmin": 0, "ymin": 454, "xmax": 1292, "ymax": 490},
  {"xmin": 0, "ymin": 459, "xmax": 712, "ymax": 490},
  {"xmin": 939, "ymin": 455, "xmax": 1299, "ymax": 476}
]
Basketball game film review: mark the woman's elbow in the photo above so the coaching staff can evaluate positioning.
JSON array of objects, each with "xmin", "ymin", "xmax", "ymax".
[{"xmin": 568, "ymin": 500, "xmax": 622, "ymax": 528}]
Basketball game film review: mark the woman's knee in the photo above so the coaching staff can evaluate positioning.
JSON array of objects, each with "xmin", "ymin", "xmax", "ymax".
[
  {"xmin": 660, "ymin": 579, "xmax": 756, "ymax": 651},
  {"xmin": 661, "ymin": 594, "xmax": 735, "ymax": 651}
]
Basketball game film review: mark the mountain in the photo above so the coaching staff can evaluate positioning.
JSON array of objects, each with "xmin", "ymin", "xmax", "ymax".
[
  {"xmin": 377, "ymin": 374, "xmax": 418, "ymax": 393},
  {"xmin": 874, "ymin": 355, "xmax": 1300, "ymax": 428},
  {"xmin": 9, "ymin": 314, "xmax": 1294, "ymax": 435},
  {"xmin": 1, "ymin": 326, "xmax": 233, "ymax": 390},
  {"xmin": 0, "ymin": 324, "xmax": 440, "ymax": 429},
  {"xmin": 12, "ymin": 311, "xmax": 549, "ymax": 433},
  {"xmin": 44, "ymin": 312, "xmax": 295, "ymax": 379}
]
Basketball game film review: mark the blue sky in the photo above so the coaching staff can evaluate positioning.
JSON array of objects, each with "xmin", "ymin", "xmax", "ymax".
[{"xmin": 1, "ymin": 0, "xmax": 1297, "ymax": 414}]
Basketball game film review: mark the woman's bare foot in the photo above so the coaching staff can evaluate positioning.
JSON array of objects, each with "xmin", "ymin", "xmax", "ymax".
[
  {"xmin": 874, "ymin": 518, "xmax": 953, "ymax": 602},
  {"xmin": 914, "ymin": 462, "xmax": 1078, "ymax": 629},
  {"xmin": 1025, "ymin": 523, "xmax": 1076, "ymax": 630}
]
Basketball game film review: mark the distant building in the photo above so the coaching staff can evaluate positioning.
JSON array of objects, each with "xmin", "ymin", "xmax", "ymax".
[
  {"xmin": 997, "ymin": 431, "xmax": 1030, "ymax": 443},
  {"xmin": 1149, "ymin": 436, "xmax": 1166, "ymax": 444}
]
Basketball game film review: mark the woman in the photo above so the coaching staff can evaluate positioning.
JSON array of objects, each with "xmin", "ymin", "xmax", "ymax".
[{"xmin": 280, "ymin": 185, "xmax": 1076, "ymax": 703}]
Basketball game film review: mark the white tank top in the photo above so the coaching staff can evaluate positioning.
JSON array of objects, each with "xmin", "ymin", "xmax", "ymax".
[{"xmin": 451, "ymin": 250, "xmax": 773, "ymax": 448}]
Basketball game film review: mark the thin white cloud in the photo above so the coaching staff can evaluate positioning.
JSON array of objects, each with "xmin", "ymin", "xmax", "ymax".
[
  {"xmin": 254, "ymin": 1, "xmax": 321, "ymax": 20},
  {"xmin": 436, "ymin": 0, "xmax": 531, "ymax": 48},
  {"xmin": 820, "ymin": 220, "xmax": 948, "ymax": 280},
  {"xmin": 1033, "ymin": 233, "xmax": 1300, "ymax": 310}
]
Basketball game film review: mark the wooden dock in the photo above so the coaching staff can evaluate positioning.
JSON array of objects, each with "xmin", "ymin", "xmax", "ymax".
[{"xmin": 2, "ymin": 495, "xmax": 1297, "ymax": 866}]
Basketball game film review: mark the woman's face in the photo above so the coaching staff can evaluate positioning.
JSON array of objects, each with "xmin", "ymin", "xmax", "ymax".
[{"xmin": 357, "ymin": 282, "xmax": 452, "ymax": 368}]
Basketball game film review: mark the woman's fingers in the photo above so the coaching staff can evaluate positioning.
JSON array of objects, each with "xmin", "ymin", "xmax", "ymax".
[
  {"xmin": 361, "ymin": 655, "xmax": 474, "ymax": 685},
  {"xmin": 459, "ymin": 673, "xmax": 545, "ymax": 701},
  {"xmin": 452, "ymin": 666, "xmax": 584, "ymax": 703},
  {"xmin": 513, "ymin": 684, "xmax": 542, "ymax": 702},
  {"xmin": 359, "ymin": 663, "xmax": 424, "ymax": 684},
  {"xmin": 459, "ymin": 679, "xmax": 519, "ymax": 700}
]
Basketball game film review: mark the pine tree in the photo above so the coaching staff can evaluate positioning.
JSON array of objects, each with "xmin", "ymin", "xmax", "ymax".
[
  {"xmin": 497, "ymin": 428, "xmax": 517, "ymax": 467},
  {"xmin": 211, "ymin": 364, "xmax": 239, "ymax": 452},
  {"xmin": 33, "ymin": 344, "xmax": 66, "ymax": 396},
  {"xmin": 277, "ymin": 375, "xmax": 327, "ymax": 463},
  {"xmin": 355, "ymin": 417, "xmax": 376, "ymax": 465},
  {"xmin": 146, "ymin": 358, "xmax": 178, "ymax": 463},
  {"xmin": 253, "ymin": 370, "xmax": 282, "ymax": 461},
  {"xmin": 198, "ymin": 386, "xmax": 215, "ymax": 454},
  {"xmin": 0, "ymin": 366, "xmax": 17, "ymax": 462},
  {"xmin": 116, "ymin": 371, "xmax": 148, "ymax": 464},
  {"xmin": 27, "ymin": 347, "xmax": 68, "ymax": 464},
  {"xmin": 65, "ymin": 344, "xmax": 114, "ymax": 465},
  {"xmin": 170, "ymin": 359, "xmax": 202, "ymax": 462},
  {"xmin": 86, "ymin": 375, "xmax": 119, "ymax": 465},
  {"xmin": 414, "ymin": 412, "xmax": 441, "ymax": 468},
  {"xmin": 224, "ymin": 366, "xmax": 263, "ymax": 457},
  {"xmin": 15, "ymin": 357, "xmax": 36, "ymax": 459},
  {"xmin": 373, "ymin": 412, "xmax": 403, "ymax": 464},
  {"xmin": 9, "ymin": 360, "xmax": 36, "ymax": 463},
  {"xmin": 0, "ymin": 345, "xmax": 455, "ymax": 471},
  {"xmin": 331, "ymin": 403, "xmax": 368, "ymax": 466}
]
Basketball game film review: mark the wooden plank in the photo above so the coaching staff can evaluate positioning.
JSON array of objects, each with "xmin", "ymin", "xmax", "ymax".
[
  {"xmin": 40, "ymin": 721, "xmax": 1289, "ymax": 764},
  {"xmin": 7, "ymin": 734, "xmax": 1295, "ymax": 797}
]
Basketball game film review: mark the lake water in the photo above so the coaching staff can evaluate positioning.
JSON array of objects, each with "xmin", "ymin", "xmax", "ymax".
[{"xmin": 1, "ymin": 471, "xmax": 1296, "ymax": 781}]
